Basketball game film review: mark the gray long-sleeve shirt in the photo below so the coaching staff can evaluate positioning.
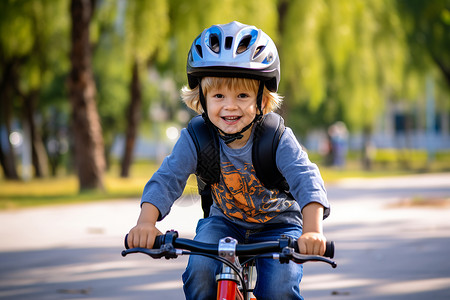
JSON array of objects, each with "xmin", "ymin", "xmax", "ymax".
[{"xmin": 141, "ymin": 125, "xmax": 330, "ymax": 229}]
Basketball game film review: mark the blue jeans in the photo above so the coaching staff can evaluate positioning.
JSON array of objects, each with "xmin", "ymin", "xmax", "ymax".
[{"xmin": 182, "ymin": 216, "xmax": 304, "ymax": 300}]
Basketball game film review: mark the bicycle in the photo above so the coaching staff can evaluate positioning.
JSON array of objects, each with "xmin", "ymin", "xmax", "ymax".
[{"xmin": 122, "ymin": 230, "xmax": 336, "ymax": 300}]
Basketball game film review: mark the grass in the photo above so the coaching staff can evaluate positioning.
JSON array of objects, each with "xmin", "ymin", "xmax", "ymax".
[
  {"xmin": 0, "ymin": 161, "xmax": 199, "ymax": 210},
  {"xmin": 309, "ymin": 149, "xmax": 450, "ymax": 182},
  {"xmin": 1, "ymin": 153, "xmax": 449, "ymax": 210}
]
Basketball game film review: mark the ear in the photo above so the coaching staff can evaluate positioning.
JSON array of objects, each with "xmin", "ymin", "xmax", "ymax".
[{"xmin": 261, "ymin": 95, "xmax": 269, "ymax": 114}]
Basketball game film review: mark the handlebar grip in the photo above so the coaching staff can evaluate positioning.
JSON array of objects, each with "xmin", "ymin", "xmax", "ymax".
[
  {"xmin": 124, "ymin": 234, "xmax": 166, "ymax": 249},
  {"xmin": 124, "ymin": 234, "xmax": 130, "ymax": 249},
  {"xmin": 153, "ymin": 235, "xmax": 165, "ymax": 249},
  {"xmin": 292, "ymin": 240, "xmax": 335, "ymax": 258},
  {"xmin": 324, "ymin": 241, "xmax": 335, "ymax": 258}
]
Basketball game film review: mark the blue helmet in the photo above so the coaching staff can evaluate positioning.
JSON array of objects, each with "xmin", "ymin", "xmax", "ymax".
[{"xmin": 187, "ymin": 21, "xmax": 280, "ymax": 92}]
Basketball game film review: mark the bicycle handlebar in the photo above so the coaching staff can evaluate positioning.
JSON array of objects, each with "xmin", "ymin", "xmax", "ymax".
[
  {"xmin": 150, "ymin": 232, "xmax": 335, "ymax": 258},
  {"xmin": 122, "ymin": 230, "xmax": 336, "ymax": 268}
]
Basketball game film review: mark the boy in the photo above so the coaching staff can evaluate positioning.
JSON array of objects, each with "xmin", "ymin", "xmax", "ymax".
[{"xmin": 127, "ymin": 21, "xmax": 330, "ymax": 299}]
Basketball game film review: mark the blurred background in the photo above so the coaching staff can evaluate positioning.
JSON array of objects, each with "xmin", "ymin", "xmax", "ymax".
[{"xmin": 0, "ymin": 0, "xmax": 449, "ymax": 206}]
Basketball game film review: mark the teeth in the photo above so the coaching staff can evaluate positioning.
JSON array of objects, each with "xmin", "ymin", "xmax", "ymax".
[{"xmin": 224, "ymin": 116, "xmax": 239, "ymax": 120}]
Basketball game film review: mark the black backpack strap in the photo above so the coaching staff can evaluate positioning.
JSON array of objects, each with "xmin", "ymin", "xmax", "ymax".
[
  {"xmin": 252, "ymin": 112, "xmax": 290, "ymax": 192},
  {"xmin": 195, "ymin": 176, "xmax": 214, "ymax": 218},
  {"xmin": 187, "ymin": 115, "xmax": 221, "ymax": 184},
  {"xmin": 187, "ymin": 115, "xmax": 220, "ymax": 218}
]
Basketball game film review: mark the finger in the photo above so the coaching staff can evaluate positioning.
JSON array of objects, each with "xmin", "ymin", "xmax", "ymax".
[
  {"xmin": 298, "ymin": 239, "xmax": 307, "ymax": 254},
  {"xmin": 319, "ymin": 240, "xmax": 326, "ymax": 256},
  {"xmin": 132, "ymin": 233, "xmax": 140, "ymax": 249},
  {"xmin": 313, "ymin": 241, "xmax": 321, "ymax": 255},
  {"xmin": 146, "ymin": 234, "xmax": 154, "ymax": 249},
  {"xmin": 130, "ymin": 232, "xmax": 138, "ymax": 249},
  {"xmin": 127, "ymin": 232, "xmax": 134, "ymax": 248},
  {"xmin": 134, "ymin": 235, "xmax": 139, "ymax": 248},
  {"xmin": 139, "ymin": 232, "xmax": 148, "ymax": 248}
]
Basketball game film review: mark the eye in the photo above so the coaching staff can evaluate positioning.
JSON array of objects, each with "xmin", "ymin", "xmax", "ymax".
[
  {"xmin": 213, "ymin": 93, "xmax": 224, "ymax": 99},
  {"xmin": 238, "ymin": 93, "xmax": 250, "ymax": 99}
]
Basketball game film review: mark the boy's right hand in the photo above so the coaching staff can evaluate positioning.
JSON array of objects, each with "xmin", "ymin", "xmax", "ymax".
[{"xmin": 127, "ymin": 223, "xmax": 162, "ymax": 249}]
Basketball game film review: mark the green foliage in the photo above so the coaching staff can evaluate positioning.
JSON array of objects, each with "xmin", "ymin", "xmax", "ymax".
[
  {"xmin": 396, "ymin": 0, "xmax": 450, "ymax": 109},
  {"xmin": 0, "ymin": 1, "xmax": 34, "ymax": 59},
  {"xmin": 125, "ymin": 0, "xmax": 169, "ymax": 65},
  {"xmin": 0, "ymin": 0, "xmax": 70, "ymax": 93},
  {"xmin": 374, "ymin": 148, "xmax": 428, "ymax": 164},
  {"xmin": 91, "ymin": 0, "xmax": 171, "ymax": 153},
  {"xmin": 280, "ymin": 0, "xmax": 419, "ymax": 133},
  {"xmin": 94, "ymin": 37, "xmax": 129, "ymax": 147},
  {"xmin": 2, "ymin": 0, "xmax": 450, "ymax": 183},
  {"xmin": 167, "ymin": 0, "xmax": 279, "ymax": 85}
]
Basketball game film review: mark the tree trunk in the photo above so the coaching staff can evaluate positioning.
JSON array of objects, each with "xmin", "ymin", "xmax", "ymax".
[
  {"xmin": 0, "ymin": 61, "xmax": 19, "ymax": 180},
  {"xmin": 67, "ymin": 0, "xmax": 105, "ymax": 191},
  {"xmin": 361, "ymin": 125, "xmax": 375, "ymax": 170},
  {"xmin": 120, "ymin": 60, "xmax": 142, "ymax": 178},
  {"xmin": 22, "ymin": 92, "xmax": 49, "ymax": 178},
  {"xmin": 430, "ymin": 52, "xmax": 450, "ymax": 88},
  {"xmin": 0, "ymin": 105, "xmax": 19, "ymax": 180},
  {"xmin": 277, "ymin": 0, "xmax": 289, "ymax": 35},
  {"xmin": 277, "ymin": 0, "xmax": 290, "ymax": 119}
]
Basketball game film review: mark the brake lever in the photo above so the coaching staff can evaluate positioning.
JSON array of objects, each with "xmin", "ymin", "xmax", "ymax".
[
  {"xmin": 279, "ymin": 247, "xmax": 337, "ymax": 268},
  {"xmin": 121, "ymin": 243, "xmax": 179, "ymax": 260}
]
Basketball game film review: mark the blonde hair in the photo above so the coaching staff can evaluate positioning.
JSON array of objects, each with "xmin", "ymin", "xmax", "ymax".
[{"xmin": 181, "ymin": 77, "xmax": 282, "ymax": 114}]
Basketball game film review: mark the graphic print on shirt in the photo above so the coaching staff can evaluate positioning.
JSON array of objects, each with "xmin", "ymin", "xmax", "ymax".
[{"xmin": 212, "ymin": 161, "xmax": 295, "ymax": 223}]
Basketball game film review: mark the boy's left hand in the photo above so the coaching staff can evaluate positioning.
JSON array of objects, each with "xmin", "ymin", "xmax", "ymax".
[{"xmin": 297, "ymin": 232, "xmax": 326, "ymax": 256}]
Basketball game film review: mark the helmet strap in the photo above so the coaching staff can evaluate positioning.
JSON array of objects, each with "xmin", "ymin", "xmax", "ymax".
[
  {"xmin": 198, "ymin": 79, "xmax": 207, "ymax": 115},
  {"xmin": 256, "ymin": 80, "xmax": 264, "ymax": 114}
]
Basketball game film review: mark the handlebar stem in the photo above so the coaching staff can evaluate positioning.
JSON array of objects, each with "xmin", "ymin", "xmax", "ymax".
[{"xmin": 218, "ymin": 237, "xmax": 242, "ymax": 271}]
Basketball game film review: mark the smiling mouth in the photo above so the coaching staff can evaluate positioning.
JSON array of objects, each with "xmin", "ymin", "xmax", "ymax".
[{"xmin": 222, "ymin": 116, "xmax": 241, "ymax": 122}]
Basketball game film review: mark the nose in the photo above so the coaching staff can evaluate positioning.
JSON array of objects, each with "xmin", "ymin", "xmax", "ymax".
[{"xmin": 223, "ymin": 97, "xmax": 238, "ymax": 110}]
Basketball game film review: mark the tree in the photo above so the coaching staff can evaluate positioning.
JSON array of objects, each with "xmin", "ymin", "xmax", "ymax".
[
  {"xmin": 0, "ymin": 46, "xmax": 19, "ymax": 179},
  {"xmin": 67, "ymin": 0, "xmax": 105, "ymax": 190},
  {"xmin": 396, "ymin": 0, "xmax": 450, "ymax": 115},
  {"xmin": 120, "ymin": 0, "xmax": 169, "ymax": 178},
  {"xmin": 0, "ymin": 60, "xmax": 19, "ymax": 179},
  {"xmin": 0, "ymin": 1, "xmax": 63, "ymax": 179},
  {"xmin": 0, "ymin": 0, "xmax": 71, "ymax": 179},
  {"xmin": 397, "ymin": 0, "xmax": 450, "ymax": 87},
  {"xmin": 91, "ymin": 0, "xmax": 128, "ymax": 169},
  {"xmin": 0, "ymin": 0, "xmax": 29, "ymax": 180},
  {"xmin": 278, "ymin": 0, "xmax": 411, "ymax": 136}
]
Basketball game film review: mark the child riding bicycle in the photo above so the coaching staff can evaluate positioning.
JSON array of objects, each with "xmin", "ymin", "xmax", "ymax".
[{"xmin": 127, "ymin": 21, "xmax": 330, "ymax": 300}]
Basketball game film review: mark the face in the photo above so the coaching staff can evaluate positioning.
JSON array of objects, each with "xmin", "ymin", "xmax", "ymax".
[{"xmin": 205, "ymin": 83, "xmax": 258, "ymax": 146}]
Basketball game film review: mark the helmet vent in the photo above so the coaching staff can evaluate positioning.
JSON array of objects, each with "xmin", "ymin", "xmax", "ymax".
[
  {"xmin": 194, "ymin": 36, "xmax": 203, "ymax": 58},
  {"xmin": 225, "ymin": 36, "xmax": 233, "ymax": 49},
  {"xmin": 253, "ymin": 45, "xmax": 266, "ymax": 59},
  {"xmin": 195, "ymin": 45, "xmax": 203, "ymax": 58},
  {"xmin": 209, "ymin": 34, "xmax": 220, "ymax": 53},
  {"xmin": 237, "ymin": 35, "xmax": 252, "ymax": 54}
]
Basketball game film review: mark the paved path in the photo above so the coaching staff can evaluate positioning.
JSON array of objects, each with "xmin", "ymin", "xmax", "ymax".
[{"xmin": 0, "ymin": 173, "xmax": 449, "ymax": 299}]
